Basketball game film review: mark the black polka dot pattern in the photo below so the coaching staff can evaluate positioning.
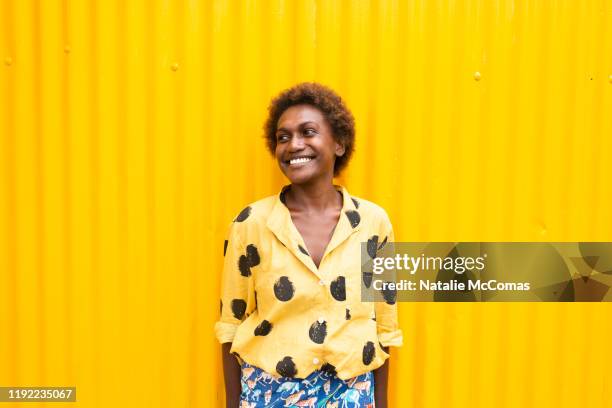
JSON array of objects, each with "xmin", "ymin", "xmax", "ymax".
[
  {"xmin": 246, "ymin": 244, "xmax": 260, "ymax": 264},
  {"xmin": 231, "ymin": 299, "xmax": 247, "ymax": 320},
  {"xmin": 363, "ymin": 341, "xmax": 376, "ymax": 365},
  {"xmin": 362, "ymin": 272, "xmax": 373, "ymax": 288},
  {"xmin": 220, "ymin": 189, "xmax": 398, "ymax": 379},
  {"xmin": 238, "ymin": 257, "xmax": 250, "ymax": 277},
  {"xmin": 345, "ymin": 210, "xmax": 361, "ymax": 228},
  {"xmin": 276, "ymin": 356, "xmax": 297, "ymax": 378},
  {"xmin": 254, "ymin": 319, "xmax": 273, "ymax": 336},
  {"xmin": 382, "ymin": 283, "xmax": 397, "ymax": 305},
  {"xmin": 378, "ymin": 236, "xmax": 388, "ymax": 251},
  {"xmin": 234, "ymin": 206, "xmax": 251, "ymax": 222},
  {"xmin": 330, "ymin": 276, "xmax": 346, "ymax": 301},
  {"xmin": 298, "ymin": 245, "xmax": 309, "ymax": 256},
  {"xmin": 273, "ymin": 276, "xmax": 295, "ymax": 301},
  {"xmin": 321, "ymin": 363, "xmax": 337, "ymax": 376},
  {"xmin": 309, "ymin": 320, "xmax": 327, "ymax": 344},
  {"xmin": 238, "ymin": 244, "xmax": 260, "ymax": 277},
  {"xmin": 367, "ymin": 235, "xmax": 379, "ymax": 259}
]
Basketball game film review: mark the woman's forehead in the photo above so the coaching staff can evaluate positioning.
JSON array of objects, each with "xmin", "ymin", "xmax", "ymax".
[{"xmin": 277, "ymin": 104, "xmax": 327, "ymax": 128}]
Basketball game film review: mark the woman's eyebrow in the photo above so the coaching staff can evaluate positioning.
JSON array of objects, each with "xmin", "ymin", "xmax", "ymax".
[
  {"xmin": 300, "ymin": 121, "xmax": 318, "ymax": 127},
  {"xmin": 277, "ymin": 121, "xmax": 319, "ymax": 132}
]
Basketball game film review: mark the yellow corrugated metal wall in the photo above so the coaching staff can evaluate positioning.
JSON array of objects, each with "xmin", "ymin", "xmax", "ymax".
[{"xmin": 1, "ymin": 0, "xmax": 611, "ymax": 407}]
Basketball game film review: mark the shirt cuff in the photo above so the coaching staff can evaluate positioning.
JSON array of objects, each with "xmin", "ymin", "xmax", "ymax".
[
  {"xmin": 214, "ymin": 321, "xmax": 239, "ymax": 344},
  {"xmin": 378, "ymin": 329, "xmax": 403, "ymax": 348}
]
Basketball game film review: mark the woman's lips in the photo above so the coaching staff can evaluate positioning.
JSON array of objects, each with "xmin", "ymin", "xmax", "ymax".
[{"xmin": 286, "ymin": 156, "xmax": 314, "ymax": 166}]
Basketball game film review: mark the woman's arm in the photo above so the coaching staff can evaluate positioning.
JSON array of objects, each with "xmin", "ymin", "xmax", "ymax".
[
  {"xmin": 373, "ymin": 346, "xmax": 390, "ymax": 408},
  {"xmin": 221, "ymin": 342, "xmax": 241, "ymax": 408},
  {"xmin": 215, "ymin": 217, "xmax": 256, "ymax": 407}
]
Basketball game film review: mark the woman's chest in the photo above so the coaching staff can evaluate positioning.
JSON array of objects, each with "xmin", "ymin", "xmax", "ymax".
[
  {"xmin": 291, "ymin": 212, "xmax": 340, "ymax": 268},
  {"xmin": 252, "ymin": 231, "xmax": 366, "ymax": 307}
]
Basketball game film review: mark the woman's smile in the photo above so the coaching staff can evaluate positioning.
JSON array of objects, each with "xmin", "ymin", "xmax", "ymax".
[{"xmin": 286, "ymin": 155, "xmax": 316, "ymax": 166}]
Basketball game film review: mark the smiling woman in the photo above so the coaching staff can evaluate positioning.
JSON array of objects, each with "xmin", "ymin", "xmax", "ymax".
[
  {"xmin": 263, "ymin": 82, "xmax": 355, "ymax": 177},
  {"xmin": 215, "ymin": 82, "xmax": 402, "ymax": 408},
  {"xmin": 274, "ymin": 104, "xmax": 345, "ymax": 189}
]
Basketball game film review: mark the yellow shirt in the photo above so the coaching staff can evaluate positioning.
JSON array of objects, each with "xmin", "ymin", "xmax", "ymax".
[{"xmin": 214, "ymin": 184, "xmax": 403, "ymax": 380}]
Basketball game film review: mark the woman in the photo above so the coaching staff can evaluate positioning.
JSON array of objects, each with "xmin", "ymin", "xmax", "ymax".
[{"xmin": 215, "ymin": 82, "xmax": 402, "ymax": 407}]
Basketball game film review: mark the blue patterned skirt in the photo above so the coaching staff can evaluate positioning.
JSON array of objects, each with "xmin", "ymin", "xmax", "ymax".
[{"xmin": 239, "ymin": 361, "xmax": 375, "ymax": 407}]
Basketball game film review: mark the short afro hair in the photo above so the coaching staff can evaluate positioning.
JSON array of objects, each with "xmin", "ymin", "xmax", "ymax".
[{"xmin": 263, "ymin": 82, "xmax": 355, "ymax": 176}]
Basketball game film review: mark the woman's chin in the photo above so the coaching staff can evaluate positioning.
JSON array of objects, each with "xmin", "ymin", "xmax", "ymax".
[
  {"xmin": 282, "ymin": 168, "xmax": 317, "ymax": 185},
  {"xmin": 286, "ymin": 175, "xmax": 312, "ymax": 185}
]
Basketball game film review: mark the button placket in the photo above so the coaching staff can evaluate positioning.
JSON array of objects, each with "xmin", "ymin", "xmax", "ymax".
[{"xmin": 317, "ymin": 262, "xmax": 331, "ymax": 371}]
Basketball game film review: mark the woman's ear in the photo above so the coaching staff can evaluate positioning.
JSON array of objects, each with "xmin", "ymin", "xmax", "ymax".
[{"xmin": 335, "ymin": 142, "xmax": 346, "ymax": 157}]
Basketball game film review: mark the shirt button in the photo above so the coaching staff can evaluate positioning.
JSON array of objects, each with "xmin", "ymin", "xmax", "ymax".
[
  {"xmin": 312, "ymin": 358, "xmax": 320, "ymax": 365},
  {"xmin": 319, "ymin": 279, "xmax": 325, "ymax": 286},
  {"xmin": 318, "ymin": 316, "xmax": 325, "ymax": 323}
]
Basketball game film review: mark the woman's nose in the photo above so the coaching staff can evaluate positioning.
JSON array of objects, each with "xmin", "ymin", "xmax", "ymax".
[{"xmin": 288, "ymin": 135, "xmax": 304, "ymax": 151}]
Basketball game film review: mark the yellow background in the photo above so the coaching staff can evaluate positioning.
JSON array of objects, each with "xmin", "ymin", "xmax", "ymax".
[{"xmin": 1, "ymin": 0, "xmax": 611, "ymax": 407}]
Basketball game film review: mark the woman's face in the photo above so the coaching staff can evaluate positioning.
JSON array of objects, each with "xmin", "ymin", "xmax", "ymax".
[{"xmin": 275, "ymin": 104, "xmax": 345, "ymax": 185}]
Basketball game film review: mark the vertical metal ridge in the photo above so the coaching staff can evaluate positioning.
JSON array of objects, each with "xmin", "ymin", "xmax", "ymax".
[
  {"xmin": 87, "ymin": 0, "xmax": 101, "ymax": 401},
  {"xmin": 1, "ymin": 0, "xmax": 17, "ymax": 388},
  {"xmin": 32, "ymin": 0, "xmax": 45, "ymax": 385},
  {"xmin": 60, "ymin": 0, "xmax": 74, "ymax": 383}
]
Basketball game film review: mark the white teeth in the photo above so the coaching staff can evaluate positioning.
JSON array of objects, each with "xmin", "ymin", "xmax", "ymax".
[{"xmin": 289, "ymin": 157, "xmax": 312, "ymax": 165}]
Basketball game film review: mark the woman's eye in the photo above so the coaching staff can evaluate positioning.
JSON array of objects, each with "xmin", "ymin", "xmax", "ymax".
[
  {"xmin": 277, "ymin": 135, "xmax": 288, "ymax": 142},
  {"xmin": 304, "ymin": 129, "xmax": 316, "ymax": 135}
]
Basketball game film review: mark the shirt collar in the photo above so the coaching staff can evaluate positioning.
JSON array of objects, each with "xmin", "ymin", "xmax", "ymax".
[{"xmin": 266, "ymin": 184, "xmax": 361, "ymax": 278}]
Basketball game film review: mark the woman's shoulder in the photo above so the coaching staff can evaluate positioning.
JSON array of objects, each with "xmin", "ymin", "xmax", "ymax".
[
  {"xmin": 348, "ymin": 194, "xmax": 391, "ymax": 222},
  {"xmin": 229, "ymin": 193, "xmax": 279, "ymax": 225},
  {"xmin": 223, "ymin": 193, "xmax": 279, "ymax": 245}
]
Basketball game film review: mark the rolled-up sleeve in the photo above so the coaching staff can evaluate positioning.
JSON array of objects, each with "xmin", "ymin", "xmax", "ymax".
[
  {"xmin": 214, "ymin": 219, "xmax": 256, "ymax": 344},
  {"xmin": 375, "ymin": 210, "xmax": 404, "ymax": 348}
]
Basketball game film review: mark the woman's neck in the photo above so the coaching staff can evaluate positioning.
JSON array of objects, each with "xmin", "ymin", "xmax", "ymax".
[{"xmin": 286, "ymin": 180, "xmax": 342, "ymax": 214}]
